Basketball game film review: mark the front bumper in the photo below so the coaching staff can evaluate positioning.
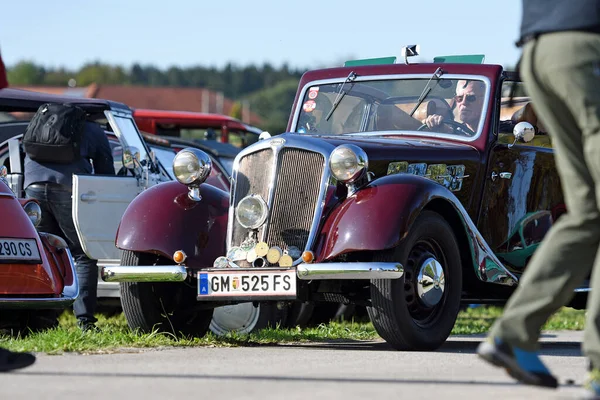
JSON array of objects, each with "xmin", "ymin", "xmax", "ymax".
[
  {"xmin": 0, "ymin": 248, "xmax": 80, "ymax": 309},
  {"xmin": 101, "ymin": 262, "xmax": 403, "ymax": 283}
]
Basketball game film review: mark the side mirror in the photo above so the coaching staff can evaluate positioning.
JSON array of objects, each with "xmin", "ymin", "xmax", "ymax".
[
  {"xmin": 123, "ymin": 146, "xmax": 141, "ymax": 170},
  {"xmin": 510, "ymin": 121, "xmax": 535, "ymax": 148}
]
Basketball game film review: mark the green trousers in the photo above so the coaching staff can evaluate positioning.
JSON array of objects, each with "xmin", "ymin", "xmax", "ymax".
[{"xmin": 490, "ymin": 31, "xmax": 600, "ymax": 367}]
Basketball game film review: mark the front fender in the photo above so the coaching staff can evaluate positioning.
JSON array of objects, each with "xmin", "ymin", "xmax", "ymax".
[
  {"xmin": 316, "ymin": 174, "xmax": 517, "ymax": 286},
  {"xmin": 116, "ymin": 181, "xmax": 229, "ymax": 269},
  {"xmin": 317, "ymin": 174, "xmax": 443, "ymax": 260}
]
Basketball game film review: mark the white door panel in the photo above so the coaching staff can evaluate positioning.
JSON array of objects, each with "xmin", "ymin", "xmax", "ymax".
[{"xmin": 73, "ymin": 175, "xmax": 139, "ymax": 261}]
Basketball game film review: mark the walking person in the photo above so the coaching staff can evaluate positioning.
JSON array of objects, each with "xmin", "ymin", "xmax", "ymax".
[
  {"xmin": 477, "ymin": 0, "xmax": 600, "ymax": 395},
  {"xmin": 23, "ymin": 103, "xmax": 114, "ymax": 332}
]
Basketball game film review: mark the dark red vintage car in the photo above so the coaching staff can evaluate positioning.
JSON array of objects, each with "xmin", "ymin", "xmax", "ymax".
[
  {"xmin": 98, "ymin": 48, "xmax": 577, "ymax": 350},
  {"xmin": 0, "ymin": 169, "xmax": 78, "ymax": 332}
]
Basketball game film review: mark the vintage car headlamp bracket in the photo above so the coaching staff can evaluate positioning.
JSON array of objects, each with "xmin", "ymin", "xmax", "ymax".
[
  {"xmin": 329, "ymin": 144, "xmax": 369, "ymax": 191},
  {"xmin": 172, "ymin": 148, "xmax": 212, "ymax": 201},
  {"xmin": 236, "ymin": 195, "xmax": 269, "ymax": 229}
]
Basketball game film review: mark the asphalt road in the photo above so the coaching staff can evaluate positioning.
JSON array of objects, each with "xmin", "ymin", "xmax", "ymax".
[{"xmin": 0, "ymin": 331, "xmax": 591, "ymax": 400}]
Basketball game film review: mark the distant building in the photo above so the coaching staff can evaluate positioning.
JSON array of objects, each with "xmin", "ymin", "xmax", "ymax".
[{"xmin": 10, "ymin": 84, "xmax": 262, "ymax": 126}]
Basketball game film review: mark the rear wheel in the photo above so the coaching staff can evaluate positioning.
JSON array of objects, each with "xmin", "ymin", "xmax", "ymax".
[
  {"xmin": 368, "ymin": 211, "xmax": 462, "ymax": 351},
  {"xmin": 120, "ymin": 250, "xmax": 213, "ymax": 337}
]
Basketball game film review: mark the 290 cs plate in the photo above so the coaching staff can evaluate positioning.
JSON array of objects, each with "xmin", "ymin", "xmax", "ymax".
[
  {"xmin": 197, "ymin": 268, "xmax": 297, "ymax": 301},
  {"xmin": 0, "ymin": 238, "xmax": 41, "ymax": 263}
]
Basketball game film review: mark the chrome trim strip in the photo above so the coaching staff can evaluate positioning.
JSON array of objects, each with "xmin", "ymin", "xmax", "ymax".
[
  {"xmin": 437, "ymin": 190, "xmax": 519, "ymax": 286},
  {"xmin": 290, "ymin": 73, "xmax": 492, "ymax": 143},
  {"xmin": 0, "ymin": 248, "xmax": 79, "ymax": 309},
  {"xmin": 296, "ymin": 262, "xmax": 403, "ymax": 280},
  {"xmin": 101, "ymin": 265, "xmax": 188, "ymax": 282},
  {"xmin": 262, "ymin": 144, "xmax": 281, "ymax": 242},
  {"xmin": 574, "ymin": 288, "xmax": 591, "ymax": 293}
]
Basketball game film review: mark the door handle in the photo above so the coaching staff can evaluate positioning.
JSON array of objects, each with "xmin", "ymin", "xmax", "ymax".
[
  {"xmin": 80, "ymin": 192, "xmax": 97, "ymax": 202},
  {"xmin": 491, "ymin": 171, "xmax": 512, "ymax": 181}
]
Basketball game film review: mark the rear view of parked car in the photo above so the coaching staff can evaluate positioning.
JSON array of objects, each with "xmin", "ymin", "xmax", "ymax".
[{"xmin": 0, "ymin": 167, "xmax": 78, "ymax": 333}]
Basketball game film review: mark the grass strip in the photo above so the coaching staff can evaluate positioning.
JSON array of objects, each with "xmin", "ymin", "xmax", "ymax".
[{"xmin": 0, "ymin": 306, "xmax": 586, "ymax": 354}]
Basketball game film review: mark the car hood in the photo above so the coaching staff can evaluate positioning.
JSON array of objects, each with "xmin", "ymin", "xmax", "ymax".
[{"xmin": 312, "ymin": 134, "xmax": 481, "ymax": 178}]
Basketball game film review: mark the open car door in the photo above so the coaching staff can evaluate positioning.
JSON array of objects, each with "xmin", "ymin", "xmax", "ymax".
[
  {"xmin": 72, "ymin": 110, "xmax": 164, "ymax": 263},
  {"xmin": 72, "ymin": 175, "xmax": 139, "ymax": 261}
]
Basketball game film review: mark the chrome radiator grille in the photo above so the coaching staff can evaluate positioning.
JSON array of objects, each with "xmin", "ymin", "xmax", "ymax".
[
  {"xmin": 231, "ymin": 148, "xmax": 274, "ymax": 247},
  {"xmin": 230, "ymin": 147, "xmax": 325, "ymax": 252},
  {"xmin": 265, "ymin": 148, "xmax": 324, "ymax": 250}
]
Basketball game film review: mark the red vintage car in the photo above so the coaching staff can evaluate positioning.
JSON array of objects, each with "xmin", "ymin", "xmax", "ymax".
[
  {"xmin": 95, "ymin": 48, "xmax": 579, "ymax": 350},
  {"xmin": 133, "ymin": 109, "xmax": 262, "ymax": 148},
  {"xmin": 0, "ymin": 168, "xmax": 78, "ymax": 332}
]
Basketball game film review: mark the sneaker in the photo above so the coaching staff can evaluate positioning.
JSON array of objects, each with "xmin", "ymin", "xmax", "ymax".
[
  {"xmin": 584, "ymin": 368, "xmax": 600, "ymax": 398},
  {"xmin": 0, "ymin": 348, "xmax": 36, "ymax": 372},
  {"xmin": 477, "ymin": 336, "xmax": 558, "ymax": 388}
]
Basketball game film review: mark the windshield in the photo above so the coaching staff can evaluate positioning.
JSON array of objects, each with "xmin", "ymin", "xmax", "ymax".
[
  {"xmin": 294, "ymin": 77, "xmax": 488, "ymax": 138},
  {"xmin": 109, "ymin": 113, "xmax": 154, "ymax": 166}
]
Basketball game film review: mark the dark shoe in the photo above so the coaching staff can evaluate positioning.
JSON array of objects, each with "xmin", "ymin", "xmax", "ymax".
[
  {"xmin": 79, "ymin": 322, "xmax": 101, "ymax": 333},
  {"xmin": 0, "ymin": 348, "xmax": 36, "ymax": 372},
  {"xmin": 477, "ymin": 336, "xmax": 558, "ymax": 388}
]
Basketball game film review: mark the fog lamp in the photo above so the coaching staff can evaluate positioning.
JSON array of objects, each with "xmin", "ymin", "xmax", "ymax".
[{"xmin": 236, "ymin": 195, "xmax": 269, "ymax": 229}]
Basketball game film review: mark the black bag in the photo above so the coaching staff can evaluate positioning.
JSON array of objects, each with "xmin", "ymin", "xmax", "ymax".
[{"xmin": 23, "ymin": 103, "xmax": 86, "ymax": 163}]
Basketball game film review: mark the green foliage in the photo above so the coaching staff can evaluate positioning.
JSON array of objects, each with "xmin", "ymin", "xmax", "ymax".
[
  {"xmin": 229, "ymin": 101, "xmax": 243, "ymax": 120},
  {"xmin": 0, "ymin": 306, "xmax": 585, "ymax": 354},
  {"xmin": 246, "ymin": 79, "xmax": 300, "ymax": 134},
  {"xmin": 5, "ymin": 60, "xmax": 305, "ymax": 130},
  {"xmin": 7, "ymin": 61, "xmax": 46, "ymax": 85}
]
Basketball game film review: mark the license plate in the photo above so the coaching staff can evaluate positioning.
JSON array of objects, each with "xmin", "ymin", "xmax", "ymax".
[
  {"xmin": 197, "ymin": 269, "xmax": 297, "ymax": 300},
  {"xmin": 0, "ymin": 238, "xmax": 41, "ymax": 262}
]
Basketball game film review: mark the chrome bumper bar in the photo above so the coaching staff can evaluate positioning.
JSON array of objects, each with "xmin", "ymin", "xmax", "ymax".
[
  {"xmin": 0, "ymin": 248, "xmax": 80, "ymax": 309},
  {"xmin": 102, "ymin": 265, "xmax": 188, "ymax": 282},
  {"xmin": 296, "ymin": 262, "xmax": 403, "ymax": 280},
  {"xmin": 101, "ymin": 262, "xmax": 402, "ymax": 283}
]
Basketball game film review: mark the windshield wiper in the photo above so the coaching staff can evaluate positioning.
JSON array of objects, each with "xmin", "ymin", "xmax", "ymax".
[
  {"xmin": 325, "ymin": 71, "xmax": 357, "ymax": 121},
  {"xmin": 409, "ymin": 67, "xmax": 444, "ymax": 117}
]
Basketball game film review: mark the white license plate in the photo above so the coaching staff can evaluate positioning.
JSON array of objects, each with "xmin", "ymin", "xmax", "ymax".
[
  {"xmin": 198, "ymin": 269, "xmax": 296, "ymax": 299},
  {"xmin": 0, "ymin": 238, "xmax": 41, "ymax": 262}
]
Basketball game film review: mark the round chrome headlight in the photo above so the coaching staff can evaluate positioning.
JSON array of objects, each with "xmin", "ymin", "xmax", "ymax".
[
  {"xmin": 236, "ymin": 195, "xmax": 268, "ymax": 229},
  {"xmin": 329, "ymin": 144, "xmax": 368, "ymax": 183},
  {"xmin": 24, "ymin": 201, "xmax": 42, "ymax": 227},
  {"xmin": 172, "ymin": 148, "xmax": 212, "ymax": 185}
]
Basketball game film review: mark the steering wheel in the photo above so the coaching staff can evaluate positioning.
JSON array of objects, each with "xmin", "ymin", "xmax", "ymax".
[{"xmin": 417, "ymin": 120, "xmax": 475, "ymax": 136}]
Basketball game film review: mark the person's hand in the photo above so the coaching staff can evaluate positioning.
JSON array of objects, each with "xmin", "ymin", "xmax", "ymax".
[
  {"xmin": 421, "ymin": 114, "xmax": 454, "ymax": 133},
  {"xmin": 423, "ymin": 114, "xmax": 444, "ymax": 128}
]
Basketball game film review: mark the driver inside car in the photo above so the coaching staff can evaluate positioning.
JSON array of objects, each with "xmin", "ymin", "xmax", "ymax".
[{"xmin": 422, "ymin": 79, "xmax": 485, "ymax": 134}]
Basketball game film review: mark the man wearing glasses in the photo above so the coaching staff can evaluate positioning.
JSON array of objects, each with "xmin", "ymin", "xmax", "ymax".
[{"xmin": 421, "ymin": 79, "xmax": 486, "ymax": 134}]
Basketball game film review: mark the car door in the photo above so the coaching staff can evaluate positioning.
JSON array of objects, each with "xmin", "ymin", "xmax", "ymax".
[
  {"xmin": 72, "ymin": 174, "xmax": 140, "ymax": 261},
  {"xmin": 73, "ymin": 110, "xmax": 163, "ymax": 262},
  {"xmin": 477, "ymin": 139, "xmax": 563, "ymax": 276}
]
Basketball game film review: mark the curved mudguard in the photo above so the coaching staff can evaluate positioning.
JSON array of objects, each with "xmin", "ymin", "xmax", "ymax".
[
  {"xmin": 116, "ymin": 181, "xmax": 229, "ymax": 269},
  {"xmin": 316, "ymin": 174, "xmax": 517, "ymax": 286}
]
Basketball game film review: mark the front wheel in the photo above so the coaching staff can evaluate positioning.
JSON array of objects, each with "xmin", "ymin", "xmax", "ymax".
[
  {"xmin": 120, "ymin": 250, "xmax": 213, "ymax": 338},
  {"xmin": 368, "ymin": 211, "xmax": 462, "ymax": 351}
]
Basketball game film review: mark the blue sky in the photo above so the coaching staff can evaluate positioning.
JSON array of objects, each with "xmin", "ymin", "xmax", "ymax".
[{"xmin": 0, "ymin": 0, "xmax": 524, "ymax": 70}]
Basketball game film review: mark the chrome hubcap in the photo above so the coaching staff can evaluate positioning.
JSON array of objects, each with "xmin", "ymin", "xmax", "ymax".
[
  {"xmin": 416, "ymin": 257, "xmax": 445, "ymax": 308},
  {"xmin": 209, "ymin": 302, "xmax": 260, "ymax": 335}
]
